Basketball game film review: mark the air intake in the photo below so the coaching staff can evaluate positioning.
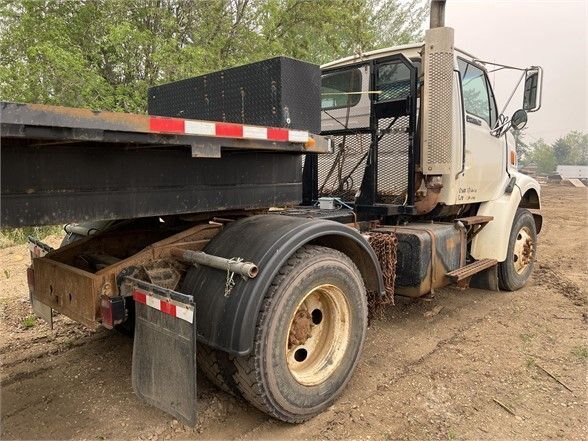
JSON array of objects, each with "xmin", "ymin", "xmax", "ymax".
[{"xmin": 421, "ymin": 27, "xmax": 454, "ymax": 175}]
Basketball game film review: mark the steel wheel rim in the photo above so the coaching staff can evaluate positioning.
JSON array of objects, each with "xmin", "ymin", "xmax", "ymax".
[
  {"xmin": 285, "ymin": 284, "xmax": 351, "ymax": 386},
  {"xmin": 513, "ymin": 225, "xmax": 534, "ymax": 274}
]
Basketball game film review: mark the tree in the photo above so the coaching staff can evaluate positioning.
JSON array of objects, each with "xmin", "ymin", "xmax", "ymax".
[
  {"xmin": 550, "ymin": 131, "xmax": 587, "ymax": 166},
  {"xmin": 0, "ymin": 0, "xmax": 428, "ymax": 113},
  {"xmin": 553, "ymin": 137, "xmax": 572, "ymax": 165},
  {"xmin": 512, "ymin": 128, "xmax": 530, "ymax": 163},
  {"xmin": 527, "ymin": 139, "xmax": 556, "ymax": 174}
]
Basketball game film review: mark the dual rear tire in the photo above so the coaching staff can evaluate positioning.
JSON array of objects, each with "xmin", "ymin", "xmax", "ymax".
[{"xmin": 198, "ymin": 245, "xmax": 368, "ymax": 423}]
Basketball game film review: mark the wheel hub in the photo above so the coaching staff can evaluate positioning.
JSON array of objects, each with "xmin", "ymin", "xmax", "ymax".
[
  {"xmin": 286, "ymin": 284, "xmax": 351, "ymax": 386},
  {"xmin": 288, "ymin": 310, "xmax": 313, "ymax": 346},
  {"xmin": 513, "ymin": 226, "xmax": 534, "ymax": 274}
]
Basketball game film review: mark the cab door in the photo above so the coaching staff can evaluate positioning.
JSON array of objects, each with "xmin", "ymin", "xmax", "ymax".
[{"xmin": 455, "ymin": 58, "xmax": 506, "ymax": 203}]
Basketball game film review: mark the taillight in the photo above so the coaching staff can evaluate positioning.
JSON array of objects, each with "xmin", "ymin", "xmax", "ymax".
[{"xmin": 101, "ymin": 296, "xmax": 126, "ymax": 329}]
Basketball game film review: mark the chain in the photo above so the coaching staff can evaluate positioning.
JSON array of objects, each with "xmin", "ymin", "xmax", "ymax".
[
  {"xmin": 367, "ymin": 232, "xmax": 398, "ymax": 309},
  {"xmin": 224, "ymin": 257, "xmax": 244, "ymax": 297}
]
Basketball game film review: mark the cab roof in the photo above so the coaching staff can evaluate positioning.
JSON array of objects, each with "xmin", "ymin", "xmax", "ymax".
[{"xmin": 321, "ymin": 42, "xmax": 478, "ymax": 70}]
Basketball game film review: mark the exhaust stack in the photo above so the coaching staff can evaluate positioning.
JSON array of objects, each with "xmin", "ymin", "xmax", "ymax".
[
  {"xmin": 430, "ymin": 0, "xmax": 446, "ymax": 28},
  {"xmin": 421, "ymin": 0, "xmax": 454, "ymax": 175}
]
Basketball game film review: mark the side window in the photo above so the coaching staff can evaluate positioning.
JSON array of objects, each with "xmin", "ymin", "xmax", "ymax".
[
  {"xmin": 321, "ymin": 68, "xmax": 362, "ymax": 110},
  {"xmin": 458, "ymin": 59, "xmax": 493, "ymax": 127},
  {"xmin": 376, "ymin": 61, "xmax": 411, "ymax": 102}
]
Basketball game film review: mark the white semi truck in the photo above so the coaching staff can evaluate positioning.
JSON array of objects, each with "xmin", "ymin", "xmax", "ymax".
[{"xmin": 1, "ymin": 0, "xmax": 542, "ymax": 425}]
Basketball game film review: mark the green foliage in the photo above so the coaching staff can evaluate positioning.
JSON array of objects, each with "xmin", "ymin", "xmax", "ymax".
[
  {"xmin": 552, "ymin": 131, "xmax": 588, "ymax": 166},
  {"xmin": 527, "ymin": 138, "xmax": 557, "ymax": 174},
  {"xmin": 522, "ymin": 130, "xmax": 587, "ymax": 173},
  {"xmin": 0, "ymin": 0, "xmax": 428, "ymax": 113},
  {"xmin": 512, "ymin": 128, "xmax": 529, "ymax": 160},
  {"xmin": 571, "ymin": 345, "xmax": 588, "ymax": 359},
  {"xmin": 21, "ymin": 314, "xmax": 37, "ymax": 328},
  {"xmin": 0, "ymin": 225, "xmax": 63, "ymax": 249}
]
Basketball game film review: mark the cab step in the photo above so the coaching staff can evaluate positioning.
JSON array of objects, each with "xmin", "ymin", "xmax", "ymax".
[
  {"xmin": 447, "ymin": 258, "xmax": 497, "ymax": 282},
  {"xmin": 455, "ymin": 215, "xmax": 494, "ymax": 226}
]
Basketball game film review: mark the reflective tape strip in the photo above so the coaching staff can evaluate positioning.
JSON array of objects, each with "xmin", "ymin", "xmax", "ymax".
[
  {"xmin": 289, "ymin": 130, "xmax": 310, "ymax": 143},
  {"xmin": 132, "ymin": 289, "xmax": 194, "ymax": 324},
  {"xmin": 149, "ymin": 116, "xmax": 309, "ymax": 144},
  {"xmin": 243, "ymin": 126, "xmax": 268, "ymax": 139},
  {"xmin": 185, "ymin": 120, "xmax": 215, "ymax": 136},
  {"xmin": 149, "ymin": 117, "xmax": 184, "ymax": 133}
]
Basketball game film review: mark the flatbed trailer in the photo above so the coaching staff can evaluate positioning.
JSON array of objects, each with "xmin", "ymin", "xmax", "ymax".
[
  {"xmin": 1, "ymin": 101, "xmax": 330, "ymax": 227},
  {"xmin": 1, "ymin": 2, "xmax": 544, "ymax": 426}
]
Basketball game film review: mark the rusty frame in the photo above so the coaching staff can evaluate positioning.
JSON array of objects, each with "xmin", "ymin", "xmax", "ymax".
[{"xmin": 32, "ymin": 223, "xmax": 222, "ymax": 328}]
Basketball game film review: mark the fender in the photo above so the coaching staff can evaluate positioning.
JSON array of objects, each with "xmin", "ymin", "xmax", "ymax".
[
  {"xmin": 471, "ymin": 172, "xmax": 542, "ymax": 262},
  {"xmin": 181, "ymin": 215, "xmax": 385, "ymax": 356}
]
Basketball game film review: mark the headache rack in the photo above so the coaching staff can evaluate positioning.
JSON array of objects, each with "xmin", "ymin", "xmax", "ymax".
[{"xmin": 0, "ymin": 102, "xmax": 331, "ymax": 227}]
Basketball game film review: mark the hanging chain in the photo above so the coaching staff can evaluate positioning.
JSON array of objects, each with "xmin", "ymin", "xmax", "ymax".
[
  {"xmin": 367, "ymin": 232, "xmax": 398, "ymax": 310},
  {"xmin": 224, "ymin": 257, "xmax": 244, "ymax": 297}
]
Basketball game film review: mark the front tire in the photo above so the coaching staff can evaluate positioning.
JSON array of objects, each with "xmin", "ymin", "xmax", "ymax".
[
  {"xmin": 231, "ymin": 245, "xmax": 368, "ymax": 423},
  {"xmin": 498, "ymin": 208, "xmax": 537, "ymax": 291}
]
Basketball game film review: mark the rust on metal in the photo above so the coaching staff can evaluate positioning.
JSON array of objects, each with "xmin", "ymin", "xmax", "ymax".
[
  {"xmin": 446, "ymin": 258, "xmax": 497, "ymax": 282},
  {"xmin": 288, "ymin": 309, "xmax": 313, "ymax": 347},
  {"xmin": 455, "ymin": 215, "xmax": 494, "ymax": 226},
  {"xmin": 367, "ymin": 232, "xmax": 398, "ymax": 317},
  {"xmin": 5, "ymin": 102, "xmax": 150, "ymax": 133},
  {"xmin": 1, "ymin": 101, "xmax": 331, "ymax": 153},
  {"xmin": 455, "ymin": 215, "xmax": 494, "ymax": 243},
  {"xmin": 32, "ymin": 223, "xmax": 222, "ymax": 327}
]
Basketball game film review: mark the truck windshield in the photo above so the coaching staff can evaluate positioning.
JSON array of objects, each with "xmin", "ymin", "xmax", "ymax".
[{"xmin": 321, "ymin": 68, "xmax": 362, "ymax": 110}]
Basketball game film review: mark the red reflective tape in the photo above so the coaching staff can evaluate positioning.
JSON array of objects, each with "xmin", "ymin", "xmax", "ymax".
[
  {"xmin": 133, "ymin": 291, "xmax": 147, "ymax": 304},
  {"xmin": 267, "ymin": 128, "xmax": 289, "ymax": 142},
  {"xmin": 149, "ymin": 117, "xmax": 185, "ymax": 133},
  {"xmin": 215, "ymin": 123, "xmax": 243, "ymax": 138},
  {"xmin": 159, "ymin": 300, "xmax": 176, "ymax": 317}
]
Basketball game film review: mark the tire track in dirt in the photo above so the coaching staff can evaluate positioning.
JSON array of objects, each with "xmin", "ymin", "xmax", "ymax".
[{"xmin": 231, "ymin": 290, "xmax": 510, "ymax": 440}]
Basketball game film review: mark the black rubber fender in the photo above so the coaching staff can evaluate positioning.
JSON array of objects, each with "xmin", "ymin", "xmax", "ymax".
[{"xmin": 181, "ymin": 214, "xmax": 385, "ymax": 356}]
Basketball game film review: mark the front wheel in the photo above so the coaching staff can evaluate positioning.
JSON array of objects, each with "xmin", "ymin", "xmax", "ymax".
[
  {"xmin": 231, "ymin": 245, "xmax": 368, "ymax": 423},
  {"xmin": 498, "ymin": 208, "xmax": 537, "ymax": 291}
]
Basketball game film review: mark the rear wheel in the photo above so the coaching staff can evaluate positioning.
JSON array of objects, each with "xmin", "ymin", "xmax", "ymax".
[
  {"xmin": 230, "ymin": 245, "xmax": 368, "ymax": 423},
  {"xmin": 498, "ymin": 208, "xmax": 537, "ymax": 291}
]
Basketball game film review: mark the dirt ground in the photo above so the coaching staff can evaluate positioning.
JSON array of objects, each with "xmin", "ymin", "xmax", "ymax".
[{"xmin": 1, "ymin": 185, "xmax": 586, "ymax": 441}]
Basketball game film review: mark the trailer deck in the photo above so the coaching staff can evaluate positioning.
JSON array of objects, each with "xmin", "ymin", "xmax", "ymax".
[{"xmin": 0, "ymin": 102, "xmax": 331, "ymax": 227}]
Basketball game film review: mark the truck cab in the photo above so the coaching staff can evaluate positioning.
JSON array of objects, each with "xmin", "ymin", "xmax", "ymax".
[{"xmin": 316, "ymin": 27, "xmax": 543, "ymax": 277}]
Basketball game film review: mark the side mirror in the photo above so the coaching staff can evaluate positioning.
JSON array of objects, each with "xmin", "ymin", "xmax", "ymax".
[
  {"xmin": 523, "ymin": 67, "xmax": 542, "ymax": 112},
  {"xmin": 511, "ymin": 109, "xmax": 528, "ymax": 130}
]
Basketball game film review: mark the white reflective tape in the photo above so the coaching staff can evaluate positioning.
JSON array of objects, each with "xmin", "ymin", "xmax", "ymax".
[
  {"xmin": 146, "ymin": 294, "xmax": 160, "ymax": 310},
  {"xmin": 288, "ymin": 130, "xmax": 309, "ymax": 143},
  {"xmin": 243, "ymin": 126, "xmax": 268, "ymax": 140},
  {"xmin": 175, "ymin": 305, "xmax": 194, "ymax": 324},
  {"xmin": 185, "ymin": 120, "xmax": 215, "ymax": 136}
]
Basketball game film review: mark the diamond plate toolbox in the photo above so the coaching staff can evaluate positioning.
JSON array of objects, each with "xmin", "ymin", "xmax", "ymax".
[{"xmin": 148, "ymin": 57, "xmax": 320, "ymax": 134}]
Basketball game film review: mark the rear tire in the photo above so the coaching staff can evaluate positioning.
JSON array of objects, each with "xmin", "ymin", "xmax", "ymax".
[
  {"xmin": 231, "ymin": 245, "xmax": 368, "ymax": 423},
  {"xmin": 498, "ymin": 208, "xmax": 537, "ymax": 291},
  {"xmin": 197, "ymin": 343, "xmax": 241, "ymax": 397}
]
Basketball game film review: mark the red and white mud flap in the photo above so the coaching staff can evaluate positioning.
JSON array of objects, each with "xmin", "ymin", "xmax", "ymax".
[{"xmin": 129, "ymin": 278, "xmax": 197, "ymax": 426}]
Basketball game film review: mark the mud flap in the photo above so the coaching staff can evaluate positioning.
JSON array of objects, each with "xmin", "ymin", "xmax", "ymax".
[{"xmin": 130, "ymin": 280, "xmax": 197, "ymax": 425}]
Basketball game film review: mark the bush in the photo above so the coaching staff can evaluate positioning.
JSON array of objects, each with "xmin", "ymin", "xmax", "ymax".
[{"xmin": 0, "ymin": 226, "xmax": 64, "ymax": 249}]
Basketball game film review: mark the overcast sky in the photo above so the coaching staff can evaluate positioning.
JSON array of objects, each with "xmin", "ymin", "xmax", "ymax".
[{"xmin": 444, "ymin": 0, "xmax": 587, "ymax": 144}]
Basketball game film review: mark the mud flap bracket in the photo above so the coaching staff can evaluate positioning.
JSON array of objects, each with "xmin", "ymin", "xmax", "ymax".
[{"xmin": 129, "ymin": 278, "xmax": 197, "ymax": 426}]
